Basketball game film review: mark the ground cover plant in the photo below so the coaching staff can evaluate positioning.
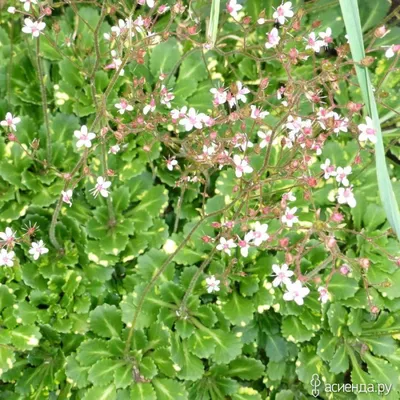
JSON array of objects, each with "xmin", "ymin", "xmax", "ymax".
[{"xmin": 0, "ymin": 0, "xmax": 400, "ymax": 398}]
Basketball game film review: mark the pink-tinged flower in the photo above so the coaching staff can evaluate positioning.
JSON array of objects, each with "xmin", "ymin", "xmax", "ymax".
[
  {"xmin": 283, "ymin": 280, "xmax": 310, "ymax": 305},
  {"xmin": 28, "ymin": 240, "xmax": 48, "ymax": 260},
  {"xmin": 281, "ymin": 206, "xmax": 299, "ymax": 227},
  {"xmin": 216, "ymin": 237, "xmax": 237, "ymax": 255},
  {"xmin": 331, "ymin": 211, "xmax": 344, "ymax": 223},
  {"xmin": 235, "ymin": 81, "xmax": 250, "ymax": 103},
  {"xmin": 319, "ymin": 27, "xmax": 333, "ymax": 46},
  {"xmin": 250, "ymin": 105, "xmax": 269, "ymax": 120},
  {"xmin": 22, "ymin": 18, "xmax": 45, "ymax": 38},
  {"xmin": 8, "ymin": 6, "xmax": 16, "ymax": 13},
  {"xmin": 282, "ymin": 191, "xmax": 296, "ymax": 202},
  {"xmin": 170, "ymin": 106, "xmax": 187, "ymax": 121},
  {"xmin": 160, "ymin": 85, "xmax": 175, "ymax": 108},
  {"xmin": 0, "ymin": 227, "xmax": 16, "ymax": 246},
  {"xmin": 340, "ymin": 264, "xmax": 350, "ymax": 275},
  {"xmin": 74, "ymin": 125, "xmax": 96, "ymax": 148},
  {"xmin": 91, "ymin": 177, "xmax": 112, "ymax": 198},
  {"xmin": 237, "ymin": 232, "xmax": 253, "ymax": 257},
  {"xmin": 272, "ymin": 263, "xmax": 294, "ymax": 287},
  {"xmin": 210, "ymin": 87, "xmax": 227, "ymax": 106},
  {"xmin": 265, "ymin": 27, "xmax": 280, "ymax": 49},
  {"xmin": 335, "ymin": 166, "xmax": 352, "ymax": 187},
  {"xmin": 337, "ymin": 187, "xmax": 356, "ymax": 208},
  {"xmin": 320, "ymin": 159, "xmax": 337, "ymax": 179},
  {"xmin": 110, "ymin": 19, "xmax": 134, "ymax": 37},
  {"xmin": 233, "ymin": 155, "xmax": 253, "ymax": 178},
  {"xmin": 226, "ymin": 0, "xmax": 242, "ymax": 18},
  {"xmin": 166, "ymin": 158, "xmax": 178, "ymax": 171},
  {"xmin": 332, "ymin": 112, "xmax": 349, "ymax": 134},
  {"xmin": 108, "ymin": 144, "xmax": 121, "ymax": 154},
  {"xmin": 233, "ymin": 133, "xmax": 253, "ymax": 152},
  {"xmin": 318, "ymin": 286, "xmax": 329, "ymax": 303},
  {"xmin": 1, "ymin": 112, "xmax": 21, "ymax": 131},
  {"xmin": 158, "ymin": 4, "xmax": 170, "ymax": 14},
  {"xmin": 0, "ymin": 249, "xmax": 15, "ymax": 267},
  {"xmin": 61, "ymin": 190, "xmax": 73, "ymax": 207},
  {"xmin": 277, "ymin": 86, "xmax": 285, "ymax": 100},
  {"xmin": 206, "ymin": 275, "xmax": 220, "ymax": 293},
  {"xmin": 384, "ymin": 44, "xmax": 400, "ymax": 59},
  {"xmin": 249, "ymin": 222, "xmax": 269, "ymax": 246},
  {"xmin": 257, "ymin": 130, "xmax": 272, "ymax": 149},
  {"xmin": 273, "ymin": 2, "xmax": 294, "ymax": 25},
  {"xmin": 317, "ymin": 107, "xmax": 334, "ymax": 129},
  {"xmin": 105, "ymin": 50, "xmax": 125, "ymax": 76},
  {"xmin": 143, "ymin": 97, "xmax": 156, "ymax": 115},
  {"xmin": 115, "ymin": 99, "xmax": 133, "ymax": 115},
  {"xmin": 305, "ymin": 32, "xmax": 324, "ymax": 53},
  {"xmin": 358, "ymin": 116, "xmax": 377, "ymax": 144},
  {"xmin": 138, "ymin": 0, "xmax": 155, "ymax": 7},
  {"xmin": 179, "ymin": 107, "xmax": 204, "ymax": 131},
  {"xmin": 286, "ymin": 115, "xmax": 303, "ymax": 135},
  {"xmin": 20, "ymin": 0, "xmax": 37, "ymax": 12}
]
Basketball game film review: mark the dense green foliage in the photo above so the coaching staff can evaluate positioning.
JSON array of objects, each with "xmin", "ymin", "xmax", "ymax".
[{"xmin": 0, "ymin": 0, "xmax": 400, "ymax": 399}]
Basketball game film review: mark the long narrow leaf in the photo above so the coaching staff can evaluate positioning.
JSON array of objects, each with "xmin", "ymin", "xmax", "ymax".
[
  {"xmin": 207, "ymin": 0, "xmax": 220, "ymax": 47},
  {"xmin": 339, "ymin": 0, "xmax": 400, "ymax": 239}
]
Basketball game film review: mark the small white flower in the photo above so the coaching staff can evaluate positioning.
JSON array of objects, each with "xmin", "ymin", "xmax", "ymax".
[
  {"xmin": 143, "ymin": 98, "xmax": 156, "ymax": 115},
  {"xmin": 332, "ymin": 112, "xmax": 349, "ymax": 134},
  {"xmin": 0, "ymin": 227, "xmax": 16, "ymax": 246},
  {"xmin": 166, "ymin": 158, "xmax": 178, "ymax": 171},
  {"xmin": 317, "ymin": 107, "xmax": 334, "ymax": 130},
  {"xmin": 384, "ymin": 44, "xmax": 400, "ymax": 59},
  {"xmin": 286, "ymin": 115, "xmax": 303, "ymax": 136},
  {"xmin": 216, "ymin": 237, "xmax": 237, "ymax": 256},
  {"xmin": 108, "ymin": 144, "xmax": 121, "ymax": 154},
  {"xmin": 226, "ymin": 0, "xmax": 242, "ymax": 18},
  {"xmin": 90, "ymin": 177, "xmax": 112, "ymax": 198},
  {"xmin": 1, "ymin": 112, "xmax": 21, "ymax": 131},
  {"xmin": 320, "ymin": 158, "xmax": 337, "ymax": 179},
  {"xmin": 358, "ymin": 116, "xmax": 377, "ymax": 144},
  {"xmin": 265, "ymin": 27, "xmax": 280, "ymax": 49},
  {"xmin": 257, "ymin": 130, "xmax": 272, "ymax": 149},
  {"xmin": 235, "ymin": 81, "xmax": 250, "ymax": 103},
  {"xmin": 273, "ymin": 2, "xmax": 294, "ymax": 25},
  {"xmin": 305, "ymin": 32, "xmax": 324, "ymax": 53},
  {"xmin": 272, "ymin": 263, "xmax": 294, "ymax": 287},
  {"xmin": 22, "ymin": 18, "xmax": 46, "ymax": 38},
  {"xmin": 61, "ymin": 190, "xmax": 73, "ymax": 207},
  {"xmin": 206, "ymin": 275, "xmax": 220, "ymax": 293},
  {"xmin": 237, "ymin": 232, "xmax": 253, "ymax": 257},
  {"xmin": 170, "ymin": 106, "xmax": 188, "ymax": 121},
  {"xmin": 250, "ymin": 105, "xmax": 269, "ymax": 120},
  {"xmin": 138, "ymin": 0, "xmax": 155, "ymax": 8},
  {"xmin": 233, "ymin": 155, "xmax": 253, "ymax": 178},
  {"xmin": 74, "ymin": 125, "xmax": 96, "ymax": 148},
  {"xmin": 337, "ymin": 187, "xmax": 356, "ymax": 208},
  {"xmin": 281, "ymin": 207, "xmax": 299, "ymax": 227},
  {"xmin": 282, "ymin": 191, "xmax": 296, "ymax": 202},
  {"xmin": 335, "ymin": 166, "xmax": 352, "ymax": 187},
  {"xmin": 28, "ymin": 240, "xmax": 49, "ymax": 261},
  {"xmin": 0, "ymin": 249, "xmax": 15, "ymax": 267},
  {"xmin": 179, "ymin": 108, "xmax": 204, "ymax": 131},
  {"xmin": 7, "ymin": 6, "xmax": 16, "ymax": 13},
  {"xmin": 20, "ymin": 0, "xmax": 38, "ymax": 12},
  {"xmin": 319, "ymin": 27, "xmax": 333, "ymax": 46},
  {"xmin": 283, "ymin": 280, "xmax": 310, "ymax": 305},
  {"xmin": 318, "ymin": 286, "xmax": 329, "ymax": 304},
  {"xmin": 160, "ymin": 85, "xmax": 175, "ymax": 108},
  {"xmin": 249, "ymin": 221, "xmax": 269, "ymax": 246},
  {"xmin": 115, "ymin": 99, "xmax": 133, "ymax": 115},
  {"xmin": 210, "ymin": 88, "xmax": 227, "ymax": 106}
]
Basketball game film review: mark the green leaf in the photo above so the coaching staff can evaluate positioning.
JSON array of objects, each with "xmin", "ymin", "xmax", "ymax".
[
  {"xmin": 330, "ymin": 345, "xmax": 350, "ymax": 374},
  {"xmin": 211, "ymin": 330, "xmax": 243, "ymax": 364},
  {"xmin": 327, "ymin": 303, "xmax": 348, "ymax": 336},
  {"xmin": 77, "ymin": 339, "xmax": 114, "ymax": 366},
  {"xmin": 281, "ymin": 316, "xmax": 313, "ymax": 343},
  {"xmin": 317, "ymin": 332, "xmax": 338, "ymax": 361},
  {"xmin": 207, "ymin": 0, "xmax": 220, "ymax": 46},
  {"xmin": 134, "ymin": 185, "xmax": 169, "ymax": 216},
  {"xmin": 363, "ymin": 352, "xmax": 398, "ymax": 388},
  {"xmin": 221, "ymin": 292, "xmax": 255, "ymax": 326},
  {"xmin": 296, "ymin": 346, "xmax": 324, "ymax": 384},
  {"xmin": 328, "ymin": 274, "xmax": 359, "ymax": 300},
  {"xmin": 339, "ymin": 0, "xmax": 400, "ymax": 240},
  {"xmin": 150, "ymin": 39, "xmax": 182, "ymax": 78},
  {"xmin": 0, "ymin": 346, "xmax": 15, "ymax": 374},
  {"xmin": 187, "ymin": 330, "xmax": 216, "ymax": 358},
  {"xmin": 10, "ymin": 325, "xmax": 42, "ymax": 351},
  {"xmin": 265, "ymin": 335, "xmax": 288, "ymax": 362},
  {"xmin": 227, "ymin": 356, "xmax": 264, "ymax": 380},
  {"xmin": 89, "ymin": 304, "xmax": 123, "ymax": 338},
  {"xmin": 130, "ymin": 383, "xmax": 156, "ymax": 400},
  {"xmin": 66, "ymin": 355, "xmax": 90, "ymax": 389},
  {"xmin": 152, "ymin": 378, "xmax": 188, "ymax": 400},
  {"xmin": 114, "ymin": 362, "xmax": 132, "ymax": 389},
  {"xmin": 0, "ymin": 284, "xmax": 15, "ymax": 311},
  {"xmin": 82, "ymin": 383, "xmax": 116, "ymax": 400},
  {"xmin": 88, "ymin": 359, "xmax": 121, "ymax": 386}
]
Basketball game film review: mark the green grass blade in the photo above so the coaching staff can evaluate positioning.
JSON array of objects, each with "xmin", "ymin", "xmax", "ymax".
[
  {"xmin": 207, "ymin": 0, "xmax": 220, "ymax": 47},
  {"xmin": 339, "ymin": 0, "xmax": 400, "ymax": 239}
]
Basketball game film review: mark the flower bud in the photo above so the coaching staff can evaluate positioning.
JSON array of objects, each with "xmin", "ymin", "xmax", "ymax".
[
  {"xmin": 211, "ymin": 222, "xmax": 221, "ymax": 228},
  {"xmin": 292, "ymin": 20, "xmax": 301, "ymax": 31},
  {"xmin": 8, "ymin": 133, "xmax": 17, "ymax": 142},
  {"xmin": 331, "ymin": 212, "xmax": 344, "ymax": 223},
  {"xmin": 187, "ymin": 26, "xmax": 197, "ymax": 35},
  {"xmin": 326, "ymin": 236, "xmax": 336, "ymax": 249},
  {"xmin": 243, "ymin": 16, "xmax": 251, "ymax": 25},
  {"xmin": 285, "ymin": 252, "xmax": 294, "ymax": 264},
  {"xmin": 370, "ymin": 305, "xmax": 379, "ymax": 314},
  {"xmin": 340, "ymin": 264, "xmax": 350, "ymax": 275},
  {"xmin": 374, "ymin": 26, "xmax": 390, "ymax": 38},
  {"xmin": 279, "ymin": 237, "xmax": 289, "ymax": 248},
  {"xmin": 44, "ymin": 7, "xmax": 52, "ymax": 16},
  {"xmin": 361, "ymin": 56, "xmax": 375, "ymax": 67},
  {"xmin": 202, "ymin": 235, "xmax": 212, "ymax": 243},
  {"xmin": 347, "ymin": 102, "xmax": 363, "ymax": 113},
  {"xmin": 359, "ymin": 258, "xmax": 370, "ymax": 269},
  {"xmin": 107, "ymin": 169, "xmax": 115, "ymax": 176}
]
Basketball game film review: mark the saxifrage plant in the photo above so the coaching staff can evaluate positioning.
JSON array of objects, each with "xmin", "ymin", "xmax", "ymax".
[{"xmin": 0, "ymin": 0, "xmax": 400, "ymax": 399}]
